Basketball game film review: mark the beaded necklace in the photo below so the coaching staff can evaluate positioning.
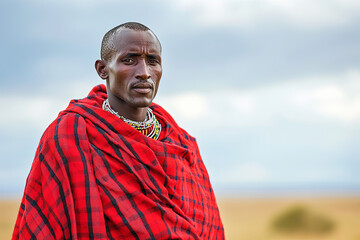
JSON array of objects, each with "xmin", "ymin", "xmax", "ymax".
[{"xmin": 102, "ymin": 99, "xmax": 161, "ymax": 140}]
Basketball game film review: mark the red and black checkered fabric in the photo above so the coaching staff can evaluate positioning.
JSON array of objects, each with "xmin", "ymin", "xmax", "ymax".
[{"xmin": 12, "ymin": 85, "xmax": 224, "ymax": 240}]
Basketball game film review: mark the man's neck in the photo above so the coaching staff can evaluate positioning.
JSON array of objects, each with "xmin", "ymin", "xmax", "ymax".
[{"xmin": 107, "ymin": 96, "xmax": 148, "ymax": 122}]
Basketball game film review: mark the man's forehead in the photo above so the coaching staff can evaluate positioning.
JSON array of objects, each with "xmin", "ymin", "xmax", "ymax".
[{"xmin": 113, "ymin": 28, "xmax": 160, "ymax": 50}]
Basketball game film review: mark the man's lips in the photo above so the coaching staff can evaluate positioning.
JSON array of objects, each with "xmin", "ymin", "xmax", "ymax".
[{"xmin": 131, "ymin": 82, "xmax": 153, "ymax": 94}]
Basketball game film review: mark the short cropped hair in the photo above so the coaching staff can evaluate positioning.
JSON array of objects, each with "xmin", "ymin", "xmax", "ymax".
[{"xmin": 100, "ymin": 22, "xmax": 161, "ymax": 62}]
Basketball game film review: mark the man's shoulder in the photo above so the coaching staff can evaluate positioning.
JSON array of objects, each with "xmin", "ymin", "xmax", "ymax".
[{"xmin": 41, "ymin": 112, "xmax": 87, "ymax": 142}]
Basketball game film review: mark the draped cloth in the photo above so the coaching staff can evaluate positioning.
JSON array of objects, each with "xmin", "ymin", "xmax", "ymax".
[{"xmin": 12, "ymin": 85, "xmax": 224, "ymax": 240}]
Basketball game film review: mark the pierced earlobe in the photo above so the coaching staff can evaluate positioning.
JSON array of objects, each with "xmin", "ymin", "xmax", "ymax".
[
  {"xmin": 95, "ymin": 59, "xmax": 109, "ymax": 80},
  {"xmin": 100, "ymin": 71, "xmax": 108, "ymax": 79}
]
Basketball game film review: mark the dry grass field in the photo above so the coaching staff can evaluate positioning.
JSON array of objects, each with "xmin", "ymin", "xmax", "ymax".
[
  {"xmin": 218, "ymin": 197, "xmax": 360, "ymax": 240},
  {"xmin": 1, "ymin": 197, "xmax": 360, "ymax": 239},
  {"xmin": 0, "ymin": 199, "xmax": 20, "ymax": 240}
]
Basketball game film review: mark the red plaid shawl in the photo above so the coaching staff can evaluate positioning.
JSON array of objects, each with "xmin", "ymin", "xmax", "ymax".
[{"xmin": 13, "ymin": 85, "xmax": 224, "ymax": 240}]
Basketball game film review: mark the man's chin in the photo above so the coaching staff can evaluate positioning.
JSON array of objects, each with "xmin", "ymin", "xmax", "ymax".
[{"xmin": 130, "ymin": 99, "xmax": 154, "ymax": 108}]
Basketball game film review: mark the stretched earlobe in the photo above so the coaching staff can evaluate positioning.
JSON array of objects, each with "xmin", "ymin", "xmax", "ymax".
[
  {"xmin": 100, "ymin": 71, "xmax": 108, "ymax": 79},
  {"xmin": 95, "ymin": 59, "xmax": 108, "ymax": 80}
]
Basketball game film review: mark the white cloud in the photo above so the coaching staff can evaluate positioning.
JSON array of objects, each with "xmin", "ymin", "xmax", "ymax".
[
  {"xmin": 157, "ymin": 92, "xmax": 208, "ymax": 120},
  {"xmin": 0, "ymin": 79, "xmax": 102, "ymax": 133},
  {"xmin": 292, "ymin": 84, "xmax": 360, "ymax": 122},
  {"xmin": 0, "ymin": 95, "xmax": 67, "ymax": 132},
  {"xmin": 157, "ymin": 69, "xmax": 360, "ymax": 130},
  {"xmin": 288, "ymin": 70, "xmax": 360, "ymax": 123},
  {"xmin": 172, "ymin": 0, "xmax": 360, "ymax": 28}
]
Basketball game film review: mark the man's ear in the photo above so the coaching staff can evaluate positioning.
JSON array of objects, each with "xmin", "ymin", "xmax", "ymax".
[{"xmin": 95, "ymin": 59, "xmax": 108, "ymax": 80}]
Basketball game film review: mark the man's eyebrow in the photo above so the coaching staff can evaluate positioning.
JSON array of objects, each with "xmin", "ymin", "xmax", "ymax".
[
  {"xmin": 147, "ymin": 54, "xmax": 161, "ymax": 59},
  {"xmin": 124, "ymin": 53, "xmax": 141, "ymax": 57},
  {"xmin": 122, "ymin": 53, "xmax": 160, "ymax": 59}
]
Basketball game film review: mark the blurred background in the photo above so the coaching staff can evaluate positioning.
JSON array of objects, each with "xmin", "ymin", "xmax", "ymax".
[{"xmin": 1, "ymin": 0, "xmax": 360, "ymax": 239}]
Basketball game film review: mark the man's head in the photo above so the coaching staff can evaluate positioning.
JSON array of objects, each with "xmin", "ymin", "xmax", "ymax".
[
  {"xmin": 95, "ymin": 22, "xmax": 162, "ymax": 115},
  {"xmin": 100, "ymin": 22, "xmax": 162, "ymax": 63}
]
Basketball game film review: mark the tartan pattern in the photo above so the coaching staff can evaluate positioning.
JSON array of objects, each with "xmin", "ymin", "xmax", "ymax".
[{"xmin": 12, "ymin": 85, "xmax": 224, "ymax": 240}]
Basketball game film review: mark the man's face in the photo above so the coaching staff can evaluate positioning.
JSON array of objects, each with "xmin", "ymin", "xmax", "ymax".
[{"xmin": 106, "ymin": 28, "xmax": 162, "ymax": 109}]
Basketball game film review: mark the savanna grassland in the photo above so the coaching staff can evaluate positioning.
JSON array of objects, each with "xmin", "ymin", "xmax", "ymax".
[
  {"xmin": 0, "ymin": 199, "xmax": 20, "ymax": 240},
  {"xmin": 1, "ymin": 197, "xmax": 360, "ymax": 240},
  {"xmin": 218, "ymin": 197, "xmax": 360, "ymax": 240}
]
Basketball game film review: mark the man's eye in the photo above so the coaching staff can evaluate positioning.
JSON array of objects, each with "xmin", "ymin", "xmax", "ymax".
[
  {"xmin": 148, "ymin": 58, "xmax": 159, "ymax": 64},
  {"xmin": 122, "ymin": 58, "xmax": 135, "ymax": 63}
]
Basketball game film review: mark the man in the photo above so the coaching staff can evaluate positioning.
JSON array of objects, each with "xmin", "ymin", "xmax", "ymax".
[{"xmin": 13, "ymin": 22, "xmax": 224, "ymax": 239}]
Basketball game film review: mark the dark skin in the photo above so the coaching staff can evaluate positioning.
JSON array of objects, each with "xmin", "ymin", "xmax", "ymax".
[{"xmin": 95, "ymin": 28, "xmax": 162, "ymax": 122}]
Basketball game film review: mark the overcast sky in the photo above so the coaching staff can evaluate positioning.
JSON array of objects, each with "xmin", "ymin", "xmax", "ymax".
[{"xmin": 1, "ymin": 0, "xmax": 360, "ymax": 197}]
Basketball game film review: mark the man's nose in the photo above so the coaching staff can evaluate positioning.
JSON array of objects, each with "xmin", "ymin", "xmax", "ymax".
[{"xmin": 135, "ymin": 59, "xmax": 151, "ymax": 80}]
